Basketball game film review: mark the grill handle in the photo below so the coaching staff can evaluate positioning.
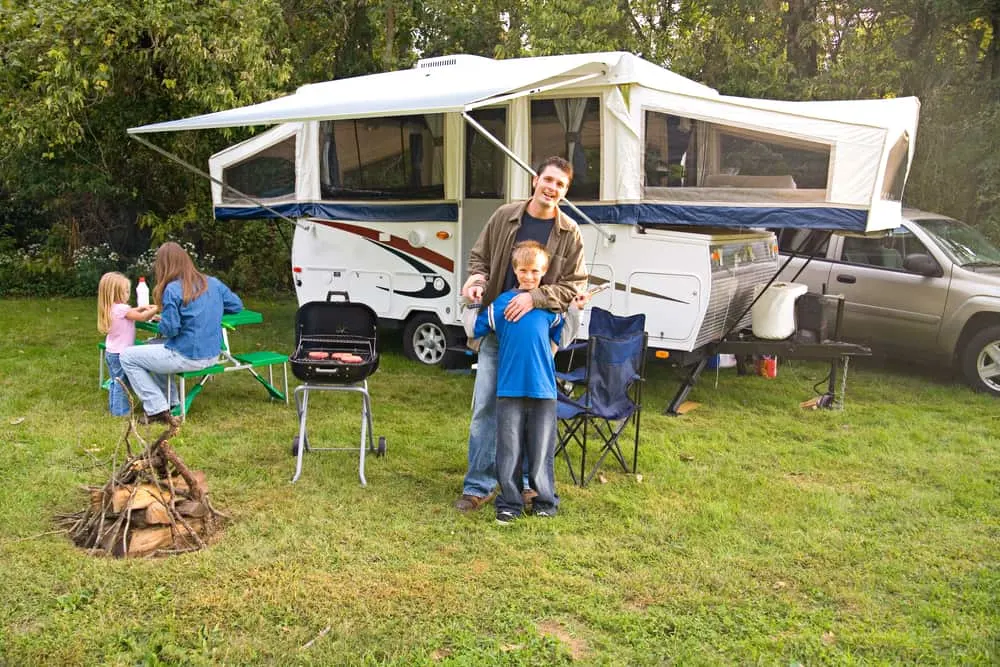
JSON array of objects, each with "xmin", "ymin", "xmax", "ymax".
[{"xmin": 326, "ymin": 291, "xmax": 350, "ymax": 302}]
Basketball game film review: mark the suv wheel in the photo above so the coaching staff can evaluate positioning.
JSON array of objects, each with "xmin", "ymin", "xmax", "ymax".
[{"xmin": 959, "ymin": 324, "xmax": 1000, "ymax": 396}]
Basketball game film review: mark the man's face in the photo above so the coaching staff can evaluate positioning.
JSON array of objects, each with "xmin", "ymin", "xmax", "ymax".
[
  {"xmin": 514, "ymin": 254, "xmax": 548, "ymax": 291},
  {"xmin": 530, "ymin": 165, "xmax": 571, "ymax": 211}
]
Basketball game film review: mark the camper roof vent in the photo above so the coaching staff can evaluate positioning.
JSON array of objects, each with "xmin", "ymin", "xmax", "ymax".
[{"xmin": 415, "ymin": 54, "xmax": 492, "ymax": 69}]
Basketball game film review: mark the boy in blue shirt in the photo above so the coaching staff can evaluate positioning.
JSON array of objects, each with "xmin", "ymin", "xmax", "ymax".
[{"xmin": 474, "ymin": 241, "xmax": 564, "ymax": 524}]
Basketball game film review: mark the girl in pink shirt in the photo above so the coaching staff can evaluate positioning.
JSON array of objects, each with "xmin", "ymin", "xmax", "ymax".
[{"xmin": 97, "ymin": 272, "xmax": 159, "ymax": 416}]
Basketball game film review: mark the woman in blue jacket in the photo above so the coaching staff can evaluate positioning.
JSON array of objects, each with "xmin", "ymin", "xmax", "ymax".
[{"xmin": 121, "ymin": 242, "xmax": 243, "ymax": 423}]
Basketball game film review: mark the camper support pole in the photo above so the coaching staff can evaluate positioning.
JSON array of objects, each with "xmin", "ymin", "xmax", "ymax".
[
  {"xmin": 128, "ymin": 133, "xmax": 311, "ymax": 233},
  {"xmin": 464, "ymin": 72, "xmax": 603, "ymax": 112},
  {"xmin": 461, "ymin": 112, "xmax": 615, "ymax": 244}
]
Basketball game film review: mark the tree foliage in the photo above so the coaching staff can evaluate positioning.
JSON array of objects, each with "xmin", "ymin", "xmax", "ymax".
[{"xmin": 1, "ymin": 0, "xmax": 1000, "ymax": 283}]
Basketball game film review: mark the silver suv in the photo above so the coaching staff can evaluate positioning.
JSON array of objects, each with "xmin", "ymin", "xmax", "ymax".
[{"xmin": 776, "ymin": 209, "xmax": 1000, "ymax": 395}]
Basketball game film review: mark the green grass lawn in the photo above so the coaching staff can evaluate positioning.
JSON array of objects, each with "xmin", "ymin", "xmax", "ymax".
[{"xmin": 1, "ymin": 297, "xmax": 998, "ymax": 665}]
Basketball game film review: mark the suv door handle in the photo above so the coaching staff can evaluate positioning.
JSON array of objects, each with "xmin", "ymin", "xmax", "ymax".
[{"xmin": 836, "ymin": 274, "xmax": 857, "ymax": 284}]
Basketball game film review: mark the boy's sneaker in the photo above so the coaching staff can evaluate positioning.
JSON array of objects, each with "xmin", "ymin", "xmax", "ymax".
[
  {"xmin": 534, "ymin": 509, "xmax": 556, "ymax": 518},
  {"xmin": 495, "ymin": 511, "xmax": 519, "ymax": 526}
]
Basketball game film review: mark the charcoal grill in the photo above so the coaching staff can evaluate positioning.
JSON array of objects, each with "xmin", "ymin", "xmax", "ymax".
[{"xmin": 289, "ymin": 292, "xmax": 386, "ymax": 485}]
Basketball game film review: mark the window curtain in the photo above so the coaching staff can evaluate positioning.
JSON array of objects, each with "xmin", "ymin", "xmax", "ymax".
[
  {"xmin": 425, "ymin": 114, "xmax": 444, "ymax": 184},
  {"xmin": 554, "ymin": 98, "xmax": 588, "ymax": 176},
  {"xmin": 320, "ymin": 122, "xmax": 340, "ymax": 189}
]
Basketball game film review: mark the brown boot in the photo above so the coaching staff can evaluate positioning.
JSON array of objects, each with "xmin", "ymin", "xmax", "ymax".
[{"xmin": 453, "ymin": 488, "xmax": 498, "ymax": 512}]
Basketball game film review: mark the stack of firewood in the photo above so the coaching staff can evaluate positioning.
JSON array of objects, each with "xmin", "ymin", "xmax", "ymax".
[{"xmin": 59, "ymin": 418, "xmax": 224, "ymax": 558}]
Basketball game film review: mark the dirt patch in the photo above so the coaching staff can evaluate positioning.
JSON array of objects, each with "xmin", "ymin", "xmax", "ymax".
[{"xmin": 537, "ymin": 619, "xmax": 589, "ymax": 661}]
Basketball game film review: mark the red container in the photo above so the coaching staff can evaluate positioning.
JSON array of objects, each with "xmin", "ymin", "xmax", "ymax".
[{"xmin": 757, "ymin": 355, "xmax": 778, "ymax": 378}]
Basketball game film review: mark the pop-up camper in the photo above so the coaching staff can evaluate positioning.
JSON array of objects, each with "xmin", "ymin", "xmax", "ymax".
[{"xmin": 128, "ymin": 52, "xmax": 919, "ymax": 365}]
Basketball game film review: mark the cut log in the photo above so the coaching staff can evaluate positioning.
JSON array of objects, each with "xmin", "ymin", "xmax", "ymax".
[
  {"xmin": 174, "ymin": 499, "xmax": 209, "ymax": 519},
  {"xmin": 127, "ymin": 519, "xmax": 206, "ymax": 556},
  {"xmin": 110, "ymin": 484, "xmax": 175, "ymax": 513},
  {"xmin": 144, "ymin": 501, "xmax": 172, "ymax": 526}
]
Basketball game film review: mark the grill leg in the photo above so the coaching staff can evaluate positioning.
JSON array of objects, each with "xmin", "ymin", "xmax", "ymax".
[
  {"xmin": 292, "ymin": 386, "xmax": 309, "ymax": 483},
  {"xmin": 358, "ymin": 390, "xmax": 368, "ymax": 487}
]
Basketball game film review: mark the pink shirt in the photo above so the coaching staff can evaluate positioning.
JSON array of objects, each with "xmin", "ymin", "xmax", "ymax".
[{"xmin": 105, "ymin": 303, "xmax": 136, "ymax": 353}]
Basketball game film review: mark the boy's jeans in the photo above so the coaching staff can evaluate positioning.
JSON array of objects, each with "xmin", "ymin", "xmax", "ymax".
[{"xmin": 495, "ymin": 397, "xmax": 558, "ymax": 516}]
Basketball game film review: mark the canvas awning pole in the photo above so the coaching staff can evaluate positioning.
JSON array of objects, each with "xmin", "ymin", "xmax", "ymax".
[
  {"xmin": 128, "ymin": 133, "xmax": 311, "ymax": 232},
  {"xmin": 461, "ymin": 111, "xmax": 615, "ymax": 244}
]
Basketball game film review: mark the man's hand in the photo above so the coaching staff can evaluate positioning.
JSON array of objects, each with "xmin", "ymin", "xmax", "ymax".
[
  {"xmin": 462, "ymin": 274, "xmax": 486, "ymax": 303},
  {"xmin": 503, "ymin": 291, "xmax": 535, "ymax": 322}
]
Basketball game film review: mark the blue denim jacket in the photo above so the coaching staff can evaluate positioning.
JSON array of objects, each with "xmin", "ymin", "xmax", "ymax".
[{"xmin": 159, "ymin": 276, "xmax": 243, "ymax": 360}]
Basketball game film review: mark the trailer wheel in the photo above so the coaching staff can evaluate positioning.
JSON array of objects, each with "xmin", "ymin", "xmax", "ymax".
[
  {"xmin": 403, "ymin": 314, "xmax": 450, "ymax": 365},
  {"xmin": 959, "ymin": 324, "xmax": 1000, "ymax": 396},
  {"xmin": 290, "ymin": 434, "xmax": 309, "ymax": 456}
]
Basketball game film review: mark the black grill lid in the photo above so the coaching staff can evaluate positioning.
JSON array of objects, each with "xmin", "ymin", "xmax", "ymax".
[{"xmin": 295, "ymin": 292, "xmax": 378, "ymax": 341}]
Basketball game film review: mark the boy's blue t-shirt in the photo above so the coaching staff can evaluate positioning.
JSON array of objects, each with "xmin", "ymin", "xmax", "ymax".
[{"xmin": 474, "ymin": 289, "xmax": 564, "ymax": 399}]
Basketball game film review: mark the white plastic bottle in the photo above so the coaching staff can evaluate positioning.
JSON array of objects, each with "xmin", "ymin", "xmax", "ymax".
[{"xmin": 136, "ymin": 276, "xmax": 150, "ymax": 307}]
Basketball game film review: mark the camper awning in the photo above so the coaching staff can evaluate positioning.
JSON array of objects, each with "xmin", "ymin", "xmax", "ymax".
[{"xmin": 128, "ymin": 53, "xmax": 638, "ymax": 134}]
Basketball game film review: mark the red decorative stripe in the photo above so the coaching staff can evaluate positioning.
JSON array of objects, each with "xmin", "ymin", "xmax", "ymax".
[{"xmin": 315, "ymin": 220, "xmax": 455, "ymax": 273}]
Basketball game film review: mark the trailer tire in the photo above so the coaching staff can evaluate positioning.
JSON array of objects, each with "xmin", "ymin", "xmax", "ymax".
[
  {"xmin": 959, "ymin": 324, "xmax": 1000, "ymax": 396},
  {"xmin": 403, "ymin": 314, "xmax": 451, "ymax": 366}
]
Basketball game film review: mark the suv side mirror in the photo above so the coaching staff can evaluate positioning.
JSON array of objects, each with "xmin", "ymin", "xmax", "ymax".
[{"xmin": 903, "ymin": 253, "xmax": 943, "ymax": 277}]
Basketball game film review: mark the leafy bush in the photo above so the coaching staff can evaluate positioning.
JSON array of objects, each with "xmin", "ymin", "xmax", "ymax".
[
  {"xmin": 69, "ymin": 243, "xmax": 122, "ymax": 296},
  {"xmin": 0, "ymin": 245, "xmax": 74, "ymax": 296}
]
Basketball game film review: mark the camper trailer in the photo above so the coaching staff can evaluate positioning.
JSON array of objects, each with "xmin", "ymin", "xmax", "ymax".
[{"xmin": 129, "ymin": 53, "xmax": 919, "ymax": 365}]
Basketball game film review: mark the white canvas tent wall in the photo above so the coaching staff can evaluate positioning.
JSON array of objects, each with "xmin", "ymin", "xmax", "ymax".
[{"xmin": 129, "ymin": 51, "xmax": 920, "ymax": 234}]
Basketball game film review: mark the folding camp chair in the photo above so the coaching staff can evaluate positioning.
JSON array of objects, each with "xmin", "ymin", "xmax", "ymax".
[{"xmin": 556, "ymin": 308, "xmax": 647, "ymax": 486}]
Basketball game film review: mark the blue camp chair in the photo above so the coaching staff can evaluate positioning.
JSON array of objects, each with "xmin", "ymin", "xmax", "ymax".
[{"xmin": 556, "ymin": 308, "xmax": 647, "ymax": 486}]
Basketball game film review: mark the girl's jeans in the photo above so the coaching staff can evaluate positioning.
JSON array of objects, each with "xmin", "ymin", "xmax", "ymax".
[{"xmin": 105, "ymin": 352, "xmax": 130, "ymax": 417}]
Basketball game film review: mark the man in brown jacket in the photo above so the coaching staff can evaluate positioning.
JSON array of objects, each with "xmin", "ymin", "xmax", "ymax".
[{"xmin": 455, "ymin": 156, "xmax": 587, "ymax": 512}]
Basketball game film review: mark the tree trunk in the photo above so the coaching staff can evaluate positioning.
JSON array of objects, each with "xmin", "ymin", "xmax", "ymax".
[{"xmin": 785, "ymin": 0, "xmax": 819, "ymax": 78}]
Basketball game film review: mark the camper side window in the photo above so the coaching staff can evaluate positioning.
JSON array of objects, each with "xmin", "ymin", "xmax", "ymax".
[
  {"xmin": 530, "ymin": 97, "xmax": 601, "ymax": 200},
  {"xmin": 465, "ymin": 107, "xmax": 507, "ymax": 199},
  {"xmin": 222, "ymin": 136, "xmax": 296, "ymax": 202},
  {"xmin": 643, "ymin": 110, "xmax": 831, "ymax": 200},
  {"xmin": 319, "ymin": 115, "xmax": 445, "ymax": 200}
]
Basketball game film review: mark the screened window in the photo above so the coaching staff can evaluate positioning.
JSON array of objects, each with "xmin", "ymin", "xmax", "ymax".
[
  {"xmin": 643, "ymin": 110, "xmax": 831, "ymax": 199},
  {"xmin": 776, "ymin": 229, "xmax": 830, "ymax": 258},
  {"xmin": 465, "ymin": 107, "xmax": 506, "ymax": 199},
  {"xmin": 222, "ymin": 136, "xmax": 296, "ymax": 203},
  {"xmin": 530, "ymin": 97, "xmax": 600, "ymax": 200},
  {"xmin": 319, "ymin": 115, "xmax": 445, "ymax": 200}
]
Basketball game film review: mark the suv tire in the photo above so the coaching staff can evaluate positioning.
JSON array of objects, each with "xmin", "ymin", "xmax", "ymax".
[{"xmin": 959, "ymin": 324, "xmax": 1000, "ymax": 396}]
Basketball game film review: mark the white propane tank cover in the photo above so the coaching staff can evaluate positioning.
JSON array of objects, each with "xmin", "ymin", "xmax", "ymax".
[{"xmin": 752, "ymin": 282, "xmax": 809, "ymax": 339}]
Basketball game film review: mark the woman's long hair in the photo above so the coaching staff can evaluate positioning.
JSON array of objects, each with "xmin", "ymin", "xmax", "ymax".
[
  {"xmin": 97, "ymin": 271, "xmax": 130, "ymax": 334},
  {"xmin": 153, "ymin": 242, "xmax": 207, "ymax": 305}
]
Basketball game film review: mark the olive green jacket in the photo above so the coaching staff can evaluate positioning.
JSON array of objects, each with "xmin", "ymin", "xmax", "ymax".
[{"xmin": 466, "ymin": 200, "xmax": 587, "ymax": 312}]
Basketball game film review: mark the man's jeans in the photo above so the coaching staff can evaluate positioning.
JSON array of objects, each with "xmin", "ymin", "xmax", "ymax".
[
  {"xmin": 495, "ymin": 397, "xmax": 558, "ymax": 516},
  {"xmin": 120, "ymin": 343, "xmax": 217, "ymax": 415},
  {"xmin": 462, "ymin": 334, "xmax": 499, "ymax": 497}
]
